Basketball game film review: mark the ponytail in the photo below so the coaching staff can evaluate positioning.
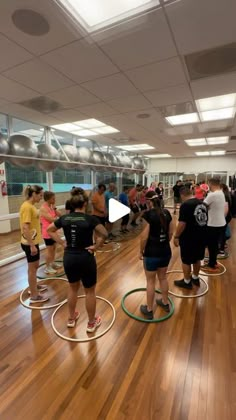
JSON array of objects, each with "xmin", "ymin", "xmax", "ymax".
[
  {"xmin": 24, "ymin": 184, "xmax": 43, "ymax": 199},
  {"xmin": 145, "ymin": 191, "xmax": 167, "ymax": 231}
]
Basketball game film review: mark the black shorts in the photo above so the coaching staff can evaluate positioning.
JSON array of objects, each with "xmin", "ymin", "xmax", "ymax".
[
  {"xmin": 95, "ymin": 216, "xmax": 106, "ymax": 226},
  {"xmin": 180, "ymin": 242, "xmax": 205, "ymax": 265},
  {"xmin": 21, "ymin": 243, "xmax": 40, "ymax": 263},
  {"xmin": 131, "ymin": 204, "xmax": 140, "ymax": 214},
  {"xmin": 44, "ymin": 238, "xmax": 55, "ymax": 246},
  {"xmin": 63, "ymin": 250, "xmax": 97, "ymax": 288}
]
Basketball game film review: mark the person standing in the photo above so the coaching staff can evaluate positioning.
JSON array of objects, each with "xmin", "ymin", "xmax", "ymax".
[
  {"xmin": 173, "ymin": 180, "xmax": 182, "ymax": 214},
  {"xmin": 40, "ymin": 191, "xmax": 61, "ymax": 275},
  {"xmin": 47, "ymin": 190, "xmax": 108, "ymax": 330},
  {"xmin": 202, "ymin": 178, "xmax": 226, "ymax": 272},
  {"xmin": 139, "ymin": 191, "xmax": 174, "ymax": 319},
  {"xmin": 148, "ymin": 182, "xmax": 156, "ymax": 191},
  {"xmin": 218, "ymin": 183, "xmax": 232, "ymax": 257},
  {"xmin": 91, "ymin": 183, "xmax": 106, "ymax": 226},
  {"xmin": 20, "ymin": 185, "xmax": 48, "ymax": 303},
  {"xmin": 173, "ymin": 187, "xmax": 208, "ymax": 289},
  {"xmin": 104, "ymin": 183, "xmax": 116, "ymax": 240},
  {"xmin": 129, "ymin": 184, "xmax": 141, "ymax": 227},
  {"xmin": 194, "ymin": 183, "xmax": 205, "ymax": 200},
  {"xmin": 155, "ymin": 182, "xmax": 164, "ymax": 208},
  {"xmin": 119, "ymin": 186, "xmax": 130, "ymax": 233}
]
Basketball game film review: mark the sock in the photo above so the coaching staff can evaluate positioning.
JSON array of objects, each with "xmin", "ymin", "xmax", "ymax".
[
  {"xmin": 192, "ymin": 274, "xmax": 199, "ymax": 280},
  {"xmin": 184, "ymin": 278, "xmax": 191, "ymax": 284}
]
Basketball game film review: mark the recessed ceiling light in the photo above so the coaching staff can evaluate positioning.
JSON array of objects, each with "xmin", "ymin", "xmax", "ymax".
[
  {"xmin": 56, "ymin": 0, "xmax": 160, "ymax": 33},
  {"xmin": 72, "ymin": 129, "xmax": 99, "ymax": 136},
  {"xmin": 210, "ymin": 150, "xmax": 226, "ymax": 156},
  {"xmin": 196, "ymin": 93, "xmax": 236, "ymax": 112},
  {"xmin": 200, "ymin": 107, "xmax": 235, "ymax": 122},
  {"xmin": 166, "ymin": 113, "xmax": 199, "ymax": 126},
  {"xmin": 185, "ymin": 138, "xmax": 207, "ymax": 146},
  {"xmin": 145, "ymin": 154, "xmax": 172, "ymax": 158},
  {"xmin": 195, "ymin": 151, "xmax": 210, "ymax": 156},
  {"xmin": 74, "ymin": 118, "xmax": 105, "ymax": 129},
  {"xmin": 206, "ymin": 136, "xmax": 229, "ymax": 145},
  {"xmin": 52, "ymin": 123, "xmax": 79, "ymax": 132},
  {"xmin": 93, "ymin": 126, "xmax": 120, "ymax": 134}
]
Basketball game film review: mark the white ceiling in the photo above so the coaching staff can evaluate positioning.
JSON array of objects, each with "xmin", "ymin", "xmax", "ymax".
[{"xmin": 0, "ymin": 0, "xmax": 236, "ymax": 157}]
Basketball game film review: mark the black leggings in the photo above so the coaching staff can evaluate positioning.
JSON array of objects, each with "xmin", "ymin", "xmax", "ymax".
[
  {"xmin": 218, "ymin": 225, "xmax": 227, "ymax": 252},
  {"xmin": 207, "ymin": 226, "xmax": 225, "ymax": 267}
]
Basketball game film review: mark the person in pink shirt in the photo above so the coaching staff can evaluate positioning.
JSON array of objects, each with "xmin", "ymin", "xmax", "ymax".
[
  {"xmin": 200, "ymin": 182, "xmax": 209, "ymax": 196},
  {"xmin": 194, "ymin": 183, "xmax": 205, "ymax": 200},
  {"xmin": 148, "ymin": 182, "xmax": 156, "ymax": 191},
  {"xmin": 40, "ymin": 191, "xmax": 61, "ymax": 274}
]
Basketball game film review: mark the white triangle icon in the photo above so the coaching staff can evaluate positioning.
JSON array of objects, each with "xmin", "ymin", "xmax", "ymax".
[{"xmin": 109, "ymin": 198, "xmax": 130, "ymax": 223}]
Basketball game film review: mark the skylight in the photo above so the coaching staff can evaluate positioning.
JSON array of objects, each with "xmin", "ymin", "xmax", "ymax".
[
  {"xmin": 165, "ymin": 113, "xmax": 199, "ymax": 126},
  {"xmin": 55, "ymin": 0, "xmax": 160, "ymax": 33}
]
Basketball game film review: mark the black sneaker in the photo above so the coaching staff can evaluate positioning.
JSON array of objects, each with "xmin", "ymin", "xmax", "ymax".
[
  {"xmin": 174, "ymin": 279, "xmax": 192, "ymax": 289},
  {"xmin": 140, "ymin": 305, "xmax": 153, "ymax": 320},
  {"xmin": 156, "ymin": 299, "xmax": 170, "ymax": 313},
  {"xmin": 191, "ymin": 276, "xmax": 200, "ymax": 287}
]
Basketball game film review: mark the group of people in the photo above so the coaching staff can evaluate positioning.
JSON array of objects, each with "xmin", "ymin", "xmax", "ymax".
[
  {"xmin": 19, "ymin": 176, "xmax": 232, "ymax": 327},
  {"xmin": 173, "ymin": 179, "xmax": 209, "ymax": 214}
]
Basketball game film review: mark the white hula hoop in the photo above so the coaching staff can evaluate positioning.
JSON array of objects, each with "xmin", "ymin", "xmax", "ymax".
[
  {"xmin": 166, "ymin": 270, "xmax": 209, "ymax": 298},
  {"xmin": 200, "ymin": 261, "xmax": 226, "ymax": 277},
  {"xmin": 51, "ymin": 295, "xmax": 116, "ymax": 342},
  {"xmin": 96, "ymin": 242, "xmax": 120, "ymax": 253},
  {"xmin": 20, "ymin": 277, "xmax": 68, "ymax": 310}
]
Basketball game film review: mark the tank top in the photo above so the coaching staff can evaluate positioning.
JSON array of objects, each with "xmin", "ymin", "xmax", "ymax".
[{"xmin": 40, "ymin": 203, "xmax": 57, "ymax": 239}]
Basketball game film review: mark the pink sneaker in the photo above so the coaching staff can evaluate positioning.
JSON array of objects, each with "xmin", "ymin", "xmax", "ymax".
[{"xmin": 86, "ymin": 316, "xmax": 102, "ymax": 333}]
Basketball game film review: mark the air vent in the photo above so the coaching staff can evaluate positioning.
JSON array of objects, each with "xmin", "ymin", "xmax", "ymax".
[
  {"xmin": 226, "ymin": 150, "xmax": 236, "ymax": 153},
  {"xmin": 230, "ymin": 136, "xmax": 236, "ymax": 140},
  {"xmin": 137, "ymin": 113, "xmax": 150, "ymax": 119},
  {"xmin": 18, "ymin": 96, "xmax": 64, "ymax": 114},
  {"xmin": 185, "ymin": 43, "xmax": 236, "ymax": 81},
  {"xmin": 12, "ymin": 9, "xmax": 50, "ymax": 36}
]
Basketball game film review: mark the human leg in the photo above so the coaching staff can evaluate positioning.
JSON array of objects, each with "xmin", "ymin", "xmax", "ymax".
[
  {"xmin": 67, "ymin": 281, "xmax": 80, "ymax": 320},
  {"xmin": 157, "ymin": 266, "xmax": 169, "ymax": 305}
]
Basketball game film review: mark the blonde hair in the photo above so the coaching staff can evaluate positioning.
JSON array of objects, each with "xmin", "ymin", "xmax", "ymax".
[{"xmin": 24, "ymin": 185, "xmax": 43, "ymax": 199}]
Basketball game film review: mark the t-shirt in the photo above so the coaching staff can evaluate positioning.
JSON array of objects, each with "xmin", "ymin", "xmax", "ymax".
[
  {"xmin": 179, "ymin": 198, "xmax": 207, "ymax": 245},
  {"xmin": 65, "ymin": 199, "xmax": 73, "ymax": 213},
  {"xmin": 129, "ymin": 187, "xmax": 137, "ymax": 205},
  {"xmin": 20, "ymin": 201, "xmax": 41, "ymax": 245},
  {"xmin": 104, "ymin": 191, "xmax": 114, "ymax": 210},
  {"xmin": 143, "ymin": 208, "xmax": 172, "ymax": 258},
  {"xmin": 155, "ymin": 187, "xmax": 164, "ymax": 200},
  {"xmin": 92, "ymin": 191, "xmax": 105, "ymax": 217},
  {"xmin": 119, "ymin": 192, "xmax": 129, "ymax": 206},
  {"xmin": 194, "ymin": 186, "xmax": 204, "ymax": 200},
  {"xmin": 54, "ymin": 212, "xmax": 100, "ymax": 253},
  {"xmin": 40, "ymin": 203, "xmax": 57, "ymax": 239},
  {"xmin": 173, "ymin": 185, "xmax": 181, "ymax": 198},
  {"xmin": 201, "ymin": 183, "xmax": 209, "ymax": 193},
  {"xmin": 204, "ymin": 190, "xmax": 226, "ymax": 227}
]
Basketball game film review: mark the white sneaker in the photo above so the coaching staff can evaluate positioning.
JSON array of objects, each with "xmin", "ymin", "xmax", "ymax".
[
  {"xmin": 44, "ymin": 266, "xmax": 57, "ymax": 275},
  {"xmin": 29, "ymin": 295, "xmax": 49, "ymax": 304},
  {"xmin": 52, "ymin": 262, "xmax": 62, "ymax": 269}
]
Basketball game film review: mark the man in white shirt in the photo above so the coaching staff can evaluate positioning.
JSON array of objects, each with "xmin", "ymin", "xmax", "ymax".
[{"xmin": 203, "ymin": 178, "xmax": 226, "ymax": 272}]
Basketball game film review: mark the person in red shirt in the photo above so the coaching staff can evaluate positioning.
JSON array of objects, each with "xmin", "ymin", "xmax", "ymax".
[{"xmin": 194, "ymin": 183, "xmax": 205, "ymax": 200}]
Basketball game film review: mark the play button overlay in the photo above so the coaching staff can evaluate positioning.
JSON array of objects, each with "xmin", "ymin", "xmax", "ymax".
[{"xmin": 109, "ymin": 198, "xmax": 130, "ymax": 223}]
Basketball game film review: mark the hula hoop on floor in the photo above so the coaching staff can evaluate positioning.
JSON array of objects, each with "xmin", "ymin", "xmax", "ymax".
[
  {"xmin": 200, "ymin": 261, "xmax": 226, "ymax": 276},
  {"xmin": 204, "ymin": 253, "xmax": 229, "ymax": 260},
  {"xmin": 51, "ymin": 295, "xmax": 116, "ymax": 342},
  {"xmin": 121, "ymin": 288, "xmax": 174, "ymax": 323},
  {"xmin": 20, "ymin": 277, "xmax": 68, "ymax": 310},
  {"xmin": 166, "ymin": 270, "xmax": 209, "ymax": 298},
  {"xmin": 96, "ymin": 242, "xmax": 120, "ymax": 253},
  {"xmin": 37, "ymin": 260, "xmax": 65, "ymax": 279}
]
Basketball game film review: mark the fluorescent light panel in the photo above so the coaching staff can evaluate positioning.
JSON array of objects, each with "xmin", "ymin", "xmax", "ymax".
[
  {"xmin": 77, "ymin": 138, "xmax": 89, "ymax": 142},
  {"xmin": 93, "ymin": 126, "xmax": 119, "ymax": 134},
  {"xmin": 52, "ymin": 119, "xmax": 119, "ymax": 135},
  {"xmin": 185, "ymin": 138, "xmax": 207, "ymax": 146},
  {"xmin": 200, "ymin": 107, "xmax": 235, "ymax": 122},
  {"xmin": 207, "ymin": 136, "xmax": 229, "ymax": 145},
  {"xmin": 72, "ymin": 129, "xmax": 99, "ymax": 136},
  {"xmin": 195, "ymin": 151, "xmax": 226, "ymax": 156},
  {"xmin": 52, "ymin": 123, "xmax": 79, "ymax": 131},
  {"xmin": 145, "ymin": 154, "xmax": 172, "ymax": 158},
  {"xmin": 195, "ymin": 151, "xmax": 210, "ymax": 156},
  {"xmin": 57, "ymin": 0, "xmax": 160, "ymax": 33},
  {"xmin": 196, "ymin": 93, "xmax": 236, "ymax": 112},
  {"xmin": 74, "ymin": 119, "xmax": 105, "ymax": 129},
  {"xmin": 166, "ymin": 113, "xmax": 199, "ymax": 126},
  {"xmin": 117, "ymin": 144, "xmax": 155, "ymax": 151}
]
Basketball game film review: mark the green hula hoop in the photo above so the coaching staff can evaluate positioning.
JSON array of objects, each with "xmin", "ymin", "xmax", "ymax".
[
  {"xmin": 121, "ymin": 288, "xmax": 175, "ymax": 323},
  {"xmin": 37, "ymin": 260, "xmax": 65, "ymax": 279}
]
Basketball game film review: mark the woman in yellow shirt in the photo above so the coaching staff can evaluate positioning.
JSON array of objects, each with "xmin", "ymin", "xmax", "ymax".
[{"xmin": 20, "ymin": 185, "xmax": 49, "ymax": 303}]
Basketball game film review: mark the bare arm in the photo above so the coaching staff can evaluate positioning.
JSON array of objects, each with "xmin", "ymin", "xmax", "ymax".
[
  {"xmin": 47, "ymin": 223, "xmax": 66, "ymax": 247},
  {"xmin": 22, "ymin": 223, "xmax": 38, "ymax": 255},
  {"xmin": 173, "ymin": 221, "xmax": 186, "ymax": 247},
  {"xmin": 224, "ymin": 202, "xmax": 229, "ymax": 217},
  {"xmin": 139, "ymin": 221, "xmax": 150, "ymax": 259},
  {"xmin": 168, "ymin": 219, "xmax": 175, "ymax": 241},
  {"xmin": 40, "ymin": 206, "xmax": 58, "ymax": 223},
  {"xmin": 86, "ymin": 224, "xmax": 108, "ymax": 253}
]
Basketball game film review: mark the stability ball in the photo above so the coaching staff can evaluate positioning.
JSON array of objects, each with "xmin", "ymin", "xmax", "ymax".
[
  {"xmin": 77, "ymin": 147, "xmax": 92, "ymax": 163},
  {"xmin": 8, "ymin": 134, "xmax": 38, "ymax": 167},
  {"xmin": 132, "ymin": 157, "xmax": 143, "ymax": 170},
  {"xmin": 60, "ymin": 145, "xmax": 79, "ymax": 169},
  {"xmin": 0, "ymin": 134, "xmax": 9, "ymax": 155},
  {"xmin": 37, "ymin": 144, "xmax": 60, "ymax": 171},
  {"xmin": 92, "ymin": 151, "xmax": 106, "ymax": 170}
]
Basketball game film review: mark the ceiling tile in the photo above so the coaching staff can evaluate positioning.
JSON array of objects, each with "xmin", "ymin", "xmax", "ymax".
[
  {"xmin": 48, "ymin": 109, "xmax": 87, "ymax": 123},
  {"xmin": 81, "ymin": 73, "xmax": 138, "ymax": 100},
  {"xmin": 107, "ymin": 94, "xmax": 151, "ymax": 113},
  {"xmin": 41, "ymin": 37, "xmax": 118, "ymax": 84},
  {"xmin": 145, "ymin": 84, "xmax": 192, "ymax": 106},
  {"xmin": 0, "ymin": 103, "xmax": 61, "ymax": 125},
  {"xmin": 48, "ymin": 85, "xmax": 100, "ymax": 108},
  {"xmin": 76, "ymin": 102, "xmax": 117, "ymax": 118},
  {"xmin": 3, "ymin": 59, "xmax": 73, "ymax": 94},
  {"xmin": 126, "ymin": 57, "xmax": 186, "ymax": 92},
  {"xmin": 0, "ymin": 74, "xmax": 38, "ymax": 102},
  {"xmin": 0, "ymin": 0, "xmax": 79, "ymax": 55},
  {"xmin": 0, "ymin": 34, "xmax": 33, "ymax": 72},
  {"xmin": 191, "ymin": 72, "xmax": 236, "ymax": 99},
  {"xmin": 94, "ymin": 9, "xmax": 177, "ymax": 70},
  {"xmin": 166, "ymin": 0, "xmax": 236, "ymax": 54}
]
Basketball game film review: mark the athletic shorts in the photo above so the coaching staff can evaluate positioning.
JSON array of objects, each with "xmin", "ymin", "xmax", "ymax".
[
  {"xmin": 21, "ymin": 243, "xmax": 40, "ymax": 263},
  {"xmin": 44, "ymin": 238, "xmax": 55, "ymax": 246},
  {"xmin": 95, "ymin": 216, "xmax": 106, "ymax": 226},
  {"xmin": 174, "ymin": 196, "xmax": 181, "ymax": 204},
  {"xmin": 180, "ymin": 242, "xmax": 205, "ymax": 265},
  {"xmin": 63, "ymin": 250, "xmax": 97, "ymax": 288},
  {"xmin": 130, "ymin": 204, "xmax": 140, "ymax": 214},
  {"xmin": 143, "ymin": 255, "xmax": 171, "ymax": 271}
]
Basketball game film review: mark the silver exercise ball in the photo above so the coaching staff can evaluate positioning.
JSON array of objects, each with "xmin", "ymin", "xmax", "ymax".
[
  {"xmin": 132, "ymin": 157, "xmax": 143, "ymax": 170},
  {"xmin": 8, "ymin": 134, "xmax": 38, "ymax": 167},
  {"xmin": 92, "ymin": 151, "xmax": 106, "ymax": 170},
  {"xmin": 0, "ymin": 134, "xmax": 9, "ymax": 155},
  {"xmin": 77, "ymin": 147, "xmax": 92, "ymax": 163},
  {"xmin": 60, "ymin": 145, "xmax": 79, "ymax": 169},
  {"xmin": 104, "ymin": 153, "xmax": 115, "ymax": 166},
  {"xmin": 37, "ymin": 144, "xmax": 60, "ymax": 171}
]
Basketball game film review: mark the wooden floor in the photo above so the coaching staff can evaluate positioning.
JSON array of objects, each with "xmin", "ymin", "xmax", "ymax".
[{"xmin": 0, "ymin": 218, "xmax": 235, "ymax": 420}]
